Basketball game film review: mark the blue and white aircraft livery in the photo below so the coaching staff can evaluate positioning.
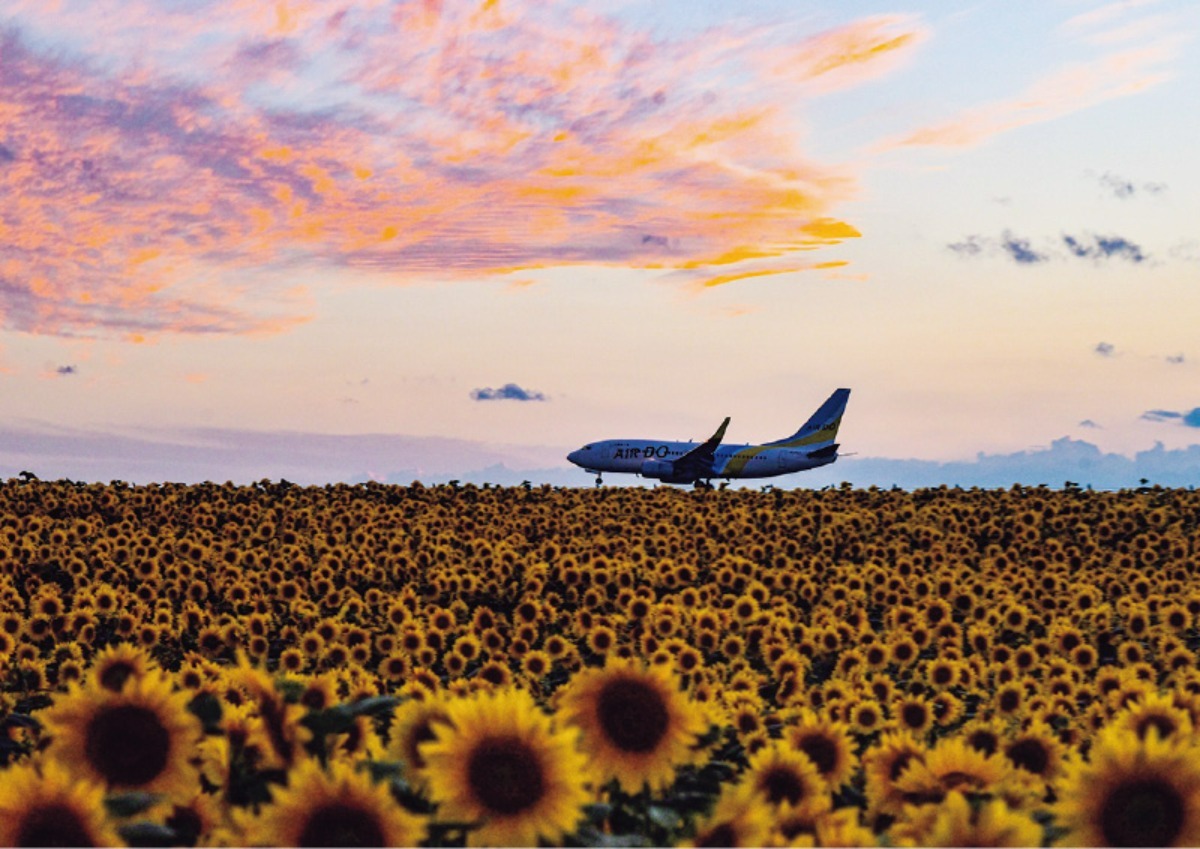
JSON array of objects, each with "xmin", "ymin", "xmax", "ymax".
[{"xmin": 567, "ymin": 389, "xmax": 850, "ymax": 487}]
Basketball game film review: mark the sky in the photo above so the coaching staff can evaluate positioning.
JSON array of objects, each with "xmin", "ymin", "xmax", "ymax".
[{"xmin": 2, "ymin": 0, "xmax": 1199, "ymax": 488}]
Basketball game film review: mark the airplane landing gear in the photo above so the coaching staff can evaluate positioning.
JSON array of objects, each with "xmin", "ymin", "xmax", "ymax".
[
  {"xmin": 693, "ymin": 479, "xmax": 714, "ymax": 491},
  {"xmin": 595, "ymin": 473, "xmax": 603, "ymax": 487}
]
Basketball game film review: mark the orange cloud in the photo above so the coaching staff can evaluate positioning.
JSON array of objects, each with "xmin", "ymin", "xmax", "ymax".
[
  {"xmin": 0, "ymin": 2, "xmax": 884, "ymax": 338},
  {"xmin": 763, "ymin": 15, "xmax": 928, "ymax": 93}
]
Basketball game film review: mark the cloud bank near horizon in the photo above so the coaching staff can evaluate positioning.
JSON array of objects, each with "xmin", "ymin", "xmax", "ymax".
[{"xmin": 3, "ymin": 424, "xmax": 1198, "ymax": 491}]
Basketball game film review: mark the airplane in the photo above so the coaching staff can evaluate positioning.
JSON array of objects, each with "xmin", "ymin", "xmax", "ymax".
[{"xmin": 566, "ymin": 388, "xmax": 850, "ymax": 487}]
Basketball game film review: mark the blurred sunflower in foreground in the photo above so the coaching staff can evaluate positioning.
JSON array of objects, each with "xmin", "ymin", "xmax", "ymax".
[
  {"xmin": 422, "ymin": 688, "xmax": 590, "ymax": 847},
  {"xmin": 40, "ymin": 668, "xmax": 202, "ymax": 800},
  {"xmin": 238, "ymin": 758, "xmax": 426, "ymax": 847},
  {"xmin": 558, "ymin": 659, "xmax": 708, "ymax": 794},
  {"xmin": 1056, "ymin": 725, "xmax": 1200, "ymax": 847},
  {"xmin": 0, "ymin": 760, "xmax": 119, "ymax": 848}
]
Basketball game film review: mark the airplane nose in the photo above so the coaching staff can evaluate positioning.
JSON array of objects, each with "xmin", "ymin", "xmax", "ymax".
[{"xmin": 567, "ymin": 449, "xmax": 583, "ymax": 466}]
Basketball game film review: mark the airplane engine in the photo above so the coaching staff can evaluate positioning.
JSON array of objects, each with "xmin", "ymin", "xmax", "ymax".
[{"xmin": 639, "ymin": 459, "xmax": 676, "ymax": 480}]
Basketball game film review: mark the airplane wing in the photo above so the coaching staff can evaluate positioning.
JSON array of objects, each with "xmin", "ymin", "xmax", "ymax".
[{"xmin": 673, "ymin": 416, "xmax": 730, "ymax": 480}]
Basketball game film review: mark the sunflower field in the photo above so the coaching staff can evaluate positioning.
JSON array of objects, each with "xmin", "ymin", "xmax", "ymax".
[{"xmin": 2, "ymin": 477, "xmax": 1200, "ymax": 846}]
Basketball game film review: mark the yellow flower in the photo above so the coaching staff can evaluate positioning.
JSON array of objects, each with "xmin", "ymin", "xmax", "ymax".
[
  {"xmin": 41, "ymin": 668, "xmax": 202, "ymax": 799},
  {"xmin": 893, "ymin": 736, "xmax": 1014, "ymax": 807},
  {"xmin": 783, "ymin": 709, "xmax": 858, "ymax": 791},
  {"xmin": 891, "ymin": 791, "xmax": 1043, "ymax": 847},
  {"xmin": 558, "ymin": 659, "xmax": 707, "ymax": 793},
  {"xmin": 0, "ymin": 759, "xmax": 120, "ymax": 847},
  {"xmin": 685, "ymin": 781, "xmax": 772, "ymax": 848},
  {"xmin": 741, "ymin": 741, "xmax": 831, "ymax": 810},
  {"xmin": 1113, "ymin": 691, "xmax": 1194, "ymax": 743},
  {"xmin": 423, "ymin": 688, "xmax": 590, "ymax": 847},
  {"xmin": 88, "ymin": 642, "xmax": 158, "ymax": 693},
  {"xmin": 1056, "ymin": 725, "xmax": 1200, "ymax": 847},
  {"xmin": 863, "ymin": 731, "xmax": 928, "ymax": 819},
  {"xmin": 239, "ymin": 758, "xmax": 426, "ymax": 847}
]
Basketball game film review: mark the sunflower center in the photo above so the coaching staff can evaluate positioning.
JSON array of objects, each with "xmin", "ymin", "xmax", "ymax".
[
  {"xmin": 967, "ymin": 731, "xmax": 998, "ymax": 757},
  {"xmin": 795, "ymin": 733, "xmax": 838, "ymax": 777},
  {"xmin": 1007, "ymin": 739, "xmax": 1050, "ymax": 775},
  {"xmin": 694, "ymin": 823, "xmax": 738, "ymax": 847},
  {"xmin": 467, "ymin": 735, "xmax": 546, "ymax": 816},
  {"xmin": 15, "ymin": 803, "xmax": 97, "ymax": 847},
  {"xmin": 297, "ymin": 803, "xmax": 386, "ymax": 847},
  {"xmin": 1136, "ymin": 715, "xmax": 1177, "ymax": 741},
  {"xmin": 98, "ymin": 661, "xmax": 136, "ymax": 692},
  {"xmin": 902, "ymin": 704, "xmax": 928, "ymax": 728},
  {"xmin": 597, "ymin": 678, "xmax": 669, "ymax": 753},
  {"xmin": 84, "ymin": 704, "xmax": 172, "ymax": 787},
  {"xmin": 1101, "ymin": 778, "xmax": 1185, "ymax": 847},
  {"xmin": 759, "ymin": 765, "xmax": 808, "ymax": 805}
]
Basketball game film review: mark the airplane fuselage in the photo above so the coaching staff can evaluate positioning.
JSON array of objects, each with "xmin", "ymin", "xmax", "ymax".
[
  {"xmin": 567, "ymin": 439, "xmax": 835, "ymax": 481},
  {"xmin": 567, "ymin": 389, "xmax": 849, "ymax": 486}
]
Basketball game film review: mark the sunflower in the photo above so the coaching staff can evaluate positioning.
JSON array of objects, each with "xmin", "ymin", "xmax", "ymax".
[
  {"xmin": 0, "ymin": 760, "xmax": 120, "ymax": 848},
  {"xmin": 1114, "ymin": 691, "xmax": 1195, "ymax": 743},
  {"xmin": 685, "ymin": 782, "xmax": 772, "ymax": 848},
  {"xmin": 385, "ymin": 694, "xmax": 454, "ymax": 791},
  {"xmin": 89, "ymin": 642, "xmax": 158, "ymax": 693},
  {"xmin": 422, "ymin": 688, "xmax": 590, "ymax": 847},
  {"xmin": 1002, "ymin": 720, "xmax": 1064, "ymax": 786},
  {"xmin": 813, "ymin": 807, "xmax": 877, "ymax": 848},
  {"xmin": 848, "ymin": 696, "xmax": 886, "ymax": 736},
  {"xmin": 741, "ymin": 741, "xmax": 831, "ymax": 810},
  {"xmin": 557, "ymin": 659, "xmax": 707, "ymax": 793},
  {"xmin": 145, "ymin": 791, "xmax": 229, "ymax": 848},
  {"xmin": 1056, "ymin": 724, "xmax": 1200, "ymax": 847},
  {"xmin": 782, "ymin": 709, "xmax": 858, "ymax": 791},
  {"xmin": 894, "ymin": 693, "xmax": 934, "ymax": 736},
  {"xmin": 862, "ymin": 731, "xmax": 928, "ymax": 819},
  {"xmin": 41, "ymin": 668, "xmax": 201, "ymax": 799},
  {"xmin": 961, "ymin": 717, "xmax": 1007, "ymax": 758},
  {"xmin": 889, "ymin": 790, "xmax": 1043, "ymax": 847},
  {"xmin": 239, "ymin": 758, "xmax": 426, "ymax": 847},
  {"xmin": 892, "ymin": 736, "xmax": 1015, "ymax": 807}
]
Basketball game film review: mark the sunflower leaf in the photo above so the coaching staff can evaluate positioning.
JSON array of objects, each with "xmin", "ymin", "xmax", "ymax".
[
  {"xmin": 104, "ymin": 792, "xmax": 161, "ymax": 818},
  {"xmin": 301, "ymin": 705, "xmax": 356, "ymax": 737},
  {"xmin": 657, "ymin": 791, "xmax": 714, "ymax": 813},
  {"xmin": 647, "ymin": 805, "xmax": 683, "ymax": 831},
  {"xmin": 346, "ymin": 695, "xmax": 401, "ymax": 718},
  {"xmin": 186, "ymin": 691, "xmax": 223, "ymax": 733},
  {"xmin": 582, "ymin": 802, "xmax": 613, "ymax": 823},
  {"xmin": 117, "ymin": 822, "xmax": 178, "ymax": 846},
  {"xmin": 571, "ymin": 826, "xmax": 650, "ymax": 848}
]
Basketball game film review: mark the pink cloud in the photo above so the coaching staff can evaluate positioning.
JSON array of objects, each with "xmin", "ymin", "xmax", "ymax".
[
  {"xmin": 880, "ymin": 17, "xmax": 1184, "ymax": 151},
  {"xmin": 0, "ymin": 2, "xmax": 904, "ymax": 338}
]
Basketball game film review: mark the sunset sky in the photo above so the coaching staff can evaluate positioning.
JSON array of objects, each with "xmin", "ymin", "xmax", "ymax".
[{"xmin": 3, "ymin": 0, "xmax": 1199, "ymax": 486}]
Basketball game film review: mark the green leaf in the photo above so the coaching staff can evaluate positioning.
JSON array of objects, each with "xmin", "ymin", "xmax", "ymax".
[
  {"xmin": 346, "ymin": 695, "xmax": 400, "ymax": 718},
  {"xmin": 117, "ymin": 822, "xmax": 178, "ymax": 846},
  {"xmin": 186, "ymin": 692, "xmax": 222, "ymax": 733},
  {"xmin": 103, "ymin": 792, "xmax": 160, "ymax": 818},
  {"xmin": 275, "ymin": 678, "xmax": 306, "ymax": 703},
  {"xmin": 648, "ymin": 804, "xmax": 683, "ymax": 831},
  {"xmin": 582, "ymin": 802, "xmax": 614, "ymax": 823},
  {"xmin": 572, "ymin": 826, "xmax": 651, "ymax": 848}
]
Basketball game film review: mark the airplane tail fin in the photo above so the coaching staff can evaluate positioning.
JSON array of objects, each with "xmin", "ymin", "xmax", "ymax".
[{"xmin": 766, "ymin": 388, "xmax": 850, "ymax": 448}]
